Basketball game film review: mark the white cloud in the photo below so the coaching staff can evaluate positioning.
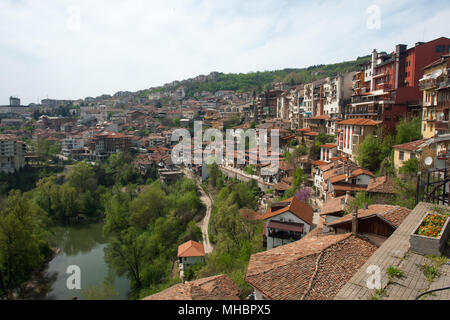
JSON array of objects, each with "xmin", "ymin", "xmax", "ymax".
[{"xmin": 0, "ymin": 0, "xmax": 449, "ymax": 104}]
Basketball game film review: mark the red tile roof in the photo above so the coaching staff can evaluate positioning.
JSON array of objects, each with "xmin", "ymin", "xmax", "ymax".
[
  {"xmin": 332, "ymin": 185, "xmax": 367, "ymax": 192},
  {"xmin": 245, "ymin": 234, "xmax": 377, "ymax": 300},
  {"xmin": 312, "ymin": 160, "xmax": 328, "ymax": 167},
  {"xmin": 337, "ymin": 119, "xmax": 382, "ymax": 126},
  {"xmin": 177, "ymin": 240, "xmax": 205, "ymax": 258},
  {"xmin": 367, "ymin": 176, "xmax": 396, "ymax": 194},
  {"xmin": 320, "ymin": 195, "xmax": 354, "ymax": 216},
  {"xmin": 143, "ymin": 274, "xmax": 240, "ymax": 300},
  {"xmin": 320, "ymin": 144, "xmax": 337, "ymax": 149},
  {"xmin": 264, "ymin": 197, "xmax": 314, "ymax": 225},
  {"xmin": 327, "ymin": 205, "xmax": 411, "ymax": 228},
  {"xmin": 392, "ymin": 139, "xmax": 431, "ymax": 152},
  {"xmin": 310, "ymin": 115, "xmax": 330, "ymax": 120}
]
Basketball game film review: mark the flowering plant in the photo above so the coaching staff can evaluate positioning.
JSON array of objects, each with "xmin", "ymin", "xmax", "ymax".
[{"xmin": 417, "ymin": 212, "xmax": 449, "ymax": 238}]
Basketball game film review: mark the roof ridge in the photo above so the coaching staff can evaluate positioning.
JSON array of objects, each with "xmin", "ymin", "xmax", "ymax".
[{"xmin": 300, "ymin": 250, "xmax": 325, "ymax": 300}]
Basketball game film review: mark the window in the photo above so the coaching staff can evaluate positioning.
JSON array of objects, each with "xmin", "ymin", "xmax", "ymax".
[
  {"xmin": 399, "ymin": 151, "xmax": 405, "ymax": 161},
  {"xmin": 436, "ymin": 45, "xmax": 445, "ymax": 53},
  {"xmin": 411, "ymin": 153, "xmax": 416, "ymax": 159}
]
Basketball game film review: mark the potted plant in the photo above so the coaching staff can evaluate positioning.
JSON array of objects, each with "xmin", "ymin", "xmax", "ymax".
[{"xmin": 410, "ymin": 210, "xmax": 450, "ymax": 256}]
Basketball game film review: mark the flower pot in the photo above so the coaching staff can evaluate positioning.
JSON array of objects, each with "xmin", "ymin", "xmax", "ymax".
[{"xmin": 409, "ymin": 213, "xmax": 450, "ymax": 256}]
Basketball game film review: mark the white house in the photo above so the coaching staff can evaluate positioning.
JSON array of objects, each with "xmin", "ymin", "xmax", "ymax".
[
  {"xmin": 263, "ymin": 196, "xmax": 314, "ymax": 250},
  {"xmin": 177, "ymin": 240, "xmax": 205, "ymax": 277}
]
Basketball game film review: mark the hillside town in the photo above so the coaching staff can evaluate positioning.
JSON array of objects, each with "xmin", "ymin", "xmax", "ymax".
[{"xmin": 1, "ymin": 36, "xmax": 450, "ymax": 301}]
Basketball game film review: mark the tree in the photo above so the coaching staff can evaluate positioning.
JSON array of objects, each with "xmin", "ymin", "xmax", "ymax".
[
  {"xmin": 399, "ymin": 158, "xmax": 419, "ymax": 175},
  {"xmin": 355, "ymin": 134, "xmax": 389, "ymax": 173},
  {"xmin": 66, "ymin": 162, "xmax": 97, "ymax": 194},
  {"xmin": 0, "ymin": 191, "xmax": 48, "ymax": 297},
  {"xmin": 395, "ymin": 117, "xmax": 422, "ymax": 145},
  {"xmin": 104, "ymin": 227, "xmax": 150, "ymax": 289},
  {"xmin": 295, "ymin": 188, "xmax": 311, "ymax": 203},
  {"xmin": 50, "ymin": 184, "xmax": 79, "ymax": 221},
  {"xmin": 129, "ymin": 183, "xmax": 167, "ymax": 229}
]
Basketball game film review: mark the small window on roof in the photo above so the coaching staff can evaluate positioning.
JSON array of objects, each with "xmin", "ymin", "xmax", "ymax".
[{"xmin": 436, "ymin": 45, "xmax": 445, "ymax": 53}]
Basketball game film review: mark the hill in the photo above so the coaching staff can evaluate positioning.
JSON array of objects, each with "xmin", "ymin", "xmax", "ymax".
[{"xmin": 149, "ymin": 55, "xmax": 371, "ymax": 97}]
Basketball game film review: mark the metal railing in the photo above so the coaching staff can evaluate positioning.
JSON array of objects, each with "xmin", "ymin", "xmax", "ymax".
[{"xmin": 416, "ymin": 167, "xmax": 450, "ymax": 206}]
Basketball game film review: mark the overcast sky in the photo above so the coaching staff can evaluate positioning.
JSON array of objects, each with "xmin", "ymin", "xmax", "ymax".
[{"xmin": 1, "ymin": 0, "xmax": 449, "ymax": 105}]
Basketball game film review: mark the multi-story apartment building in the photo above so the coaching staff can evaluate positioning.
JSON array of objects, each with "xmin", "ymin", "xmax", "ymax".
[
  {"xmin": 9, "ymin": 96, "xmax": 20, "ymax": 106},
  {"xmin": 347, "ymin": 37, "xmax": 450, "ymax": 132},
  {"xmin": 0, "ymin": 134, "xmax": 26, "ymax": 174},
  {"xmin": 336, "ymin": 119, "xmax": 381, "ymax": 160},
  {"xmin": 88, "ymin": 131, "xmax": 132, "ymax": 161},
  {"xmin": 257, "ymin": 90, "xmax": 283, "ymax": 120},
  {"xmin": 419, "ymin": 54, "xmax": 450, "ymax": 138},
  {"xmin": 62, "ymin": 136, "xmax": 85, "ymax": 158},
  {"xmin": 322, "ymin": 72, "xmax": 355, "ymax": 135}
]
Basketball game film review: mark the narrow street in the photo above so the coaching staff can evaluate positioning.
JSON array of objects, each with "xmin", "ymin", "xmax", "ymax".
[{"xmin": 183, "ymin": 169, "xmax": 214, "ymax": 254}]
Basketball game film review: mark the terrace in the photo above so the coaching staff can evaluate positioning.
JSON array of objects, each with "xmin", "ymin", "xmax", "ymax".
[{"xmin": 335, "ymin": 202, "xmax": 450, "ymax": 300}]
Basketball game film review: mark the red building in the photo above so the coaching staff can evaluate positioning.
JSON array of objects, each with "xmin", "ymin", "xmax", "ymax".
[
  {"xmin": 88, "ymin": 131, "xmax": 132, "ymax": 161},
  {"xmin": 347, "ymin": 37, "xmax": 450, "ymax": 132}
]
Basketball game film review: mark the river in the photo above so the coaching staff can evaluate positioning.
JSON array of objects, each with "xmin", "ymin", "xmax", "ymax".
[{"xmin": 22, "ymin": 222, "xmax": 131, "ymax": 300}]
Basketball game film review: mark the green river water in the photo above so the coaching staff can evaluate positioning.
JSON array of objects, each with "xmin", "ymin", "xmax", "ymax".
[{"xmin": 37, "ymin": 222, "xmax": 130, "ymax": 300}]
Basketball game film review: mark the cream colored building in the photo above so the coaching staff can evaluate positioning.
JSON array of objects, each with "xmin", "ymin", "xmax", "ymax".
[
  {"xmin": 419, "ymin": 55, "xmax": 450, "ymax": 138},
  {"xmin": 0, "ymin": 134, "xmax": 26, "ymax": 174}
]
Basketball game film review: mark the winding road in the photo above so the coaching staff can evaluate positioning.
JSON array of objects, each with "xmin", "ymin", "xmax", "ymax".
[{"xmin": 183, "ymin": 169, "xmax": 214, "ymax": 254}]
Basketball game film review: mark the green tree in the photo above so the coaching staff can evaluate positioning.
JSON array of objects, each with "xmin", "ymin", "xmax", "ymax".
[
  {"xmin": 0, "ymin": 191, "xmax": 49, "ymax": 297},
  {"xmin": 399, "ymin": 158, "xmax": 420, "ymax": 175},
  {"xmin": 395, "ymin": 117, "xmax": 422, "ymax": 145},
  {"xmin": 104, "ymin": 227, "xmax": 151, "ymax": 289},
  {"xmin": 66, "ymin": 162, "xmax": 97, "ymax": 194}
]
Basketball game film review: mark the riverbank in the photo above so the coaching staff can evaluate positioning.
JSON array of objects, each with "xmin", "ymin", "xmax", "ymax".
[{"xmin": 15, "ymin": 222, "xmax": 130, "ymax": 300}]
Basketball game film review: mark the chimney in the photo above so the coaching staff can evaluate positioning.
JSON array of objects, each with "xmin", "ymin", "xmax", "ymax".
[
  {"xmin": 352, "ymin": 208, "xmax": 358, "ymax": 236},
  {"xmin": 181, "ymin": 273, "xmax": 186, "ymax": 284},
  {"xmin": 371, "ymin": 49, "xmax": 378, "ymax": 91},
  {"xmin": 362, "ymin": 203, "xmax": 369, "ymax": 210}
]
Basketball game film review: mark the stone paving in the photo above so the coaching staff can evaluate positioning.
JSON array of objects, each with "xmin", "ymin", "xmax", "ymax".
[{"xmin": 334, "ymin": 202, "xmax": 450, "ymax": 300}]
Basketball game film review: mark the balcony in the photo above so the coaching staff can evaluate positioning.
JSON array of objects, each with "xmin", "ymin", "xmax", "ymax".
[
  {"xmin": 436, "ymin": 121, "xmax": 450, "ymax": 132},
  {"xmin": 376, "ymin": 83, "xmax": 391, "ymax": 91},
  {"xmin": 373, "ymin": 72, "xmax": 386, "ymax": 79}
]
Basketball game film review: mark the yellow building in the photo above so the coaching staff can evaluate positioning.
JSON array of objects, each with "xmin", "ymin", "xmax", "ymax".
[
  {"xmin": 392, "ymin": 139, "xmax": 431, "ymax": 172},
  {"xmin": 419, "ymin": 55, "xmax": 450, "ymax": 138}
]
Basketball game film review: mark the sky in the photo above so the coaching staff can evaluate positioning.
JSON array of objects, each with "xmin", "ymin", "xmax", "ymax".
[{"xmin": 0, "ymin": 0, "xmax": 449, "ymax": 105}]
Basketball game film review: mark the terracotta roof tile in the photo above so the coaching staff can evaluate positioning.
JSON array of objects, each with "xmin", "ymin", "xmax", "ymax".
[
  {"xmin": 320, "ymin": 195, "xmax": 354, "ymax": 216},
  {"xmin": 367, "ymin": 176, "xmax": 396, "ymax": 194},
  {"xmin": 143, "ymin": 275, "xmax": 240, "ymax": 300},
  {"xmin": 392, "ymin": 138, "xmax": 431, "ymax": 152},
  {"xmin": 337, "ymin": 119, "xmax": 382, "ymax": 126},
  {"xmin": 264, "ymin": 197, "xmax": 314, "ymax": 225},
  {"xmin": 312, "ymin": 160, "xmax": 328, "ymax": 167},
  {"xmin": 178, "ymin": 240, "xmax": 205, "ymax": 257},
  {"xmin": 327, "ymin": 205, "xmax": 411, "ymax": 228},
  {"xmin": 245, "ymin": 234, "xmax": 377, "ymax": 300}
]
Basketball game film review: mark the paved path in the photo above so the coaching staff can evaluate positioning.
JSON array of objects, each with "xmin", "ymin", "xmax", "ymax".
[{"xmin": 183, "ymin": 169, "xmax": 214, "ymax": 254}]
